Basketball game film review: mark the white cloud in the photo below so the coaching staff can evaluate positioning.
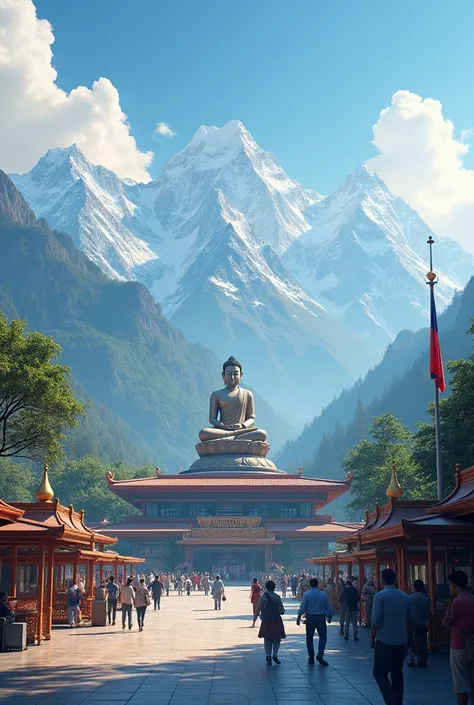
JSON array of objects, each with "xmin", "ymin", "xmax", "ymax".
[
  {"xmin": 367, "ymin": 90, "xmax": 474, "ymax": 253},
  {"xmin": 0, "ymin": 0, "xmax": 153, "ymax": 181},
  {"xmin": 155, "ymin": 122, "xmax": 177, "ymax": 138}
]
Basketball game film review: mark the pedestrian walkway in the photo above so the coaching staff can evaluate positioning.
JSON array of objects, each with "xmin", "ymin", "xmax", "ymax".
[{"xmin": 0, "ymin": 586, "xmax": 453, "ymax": 705}]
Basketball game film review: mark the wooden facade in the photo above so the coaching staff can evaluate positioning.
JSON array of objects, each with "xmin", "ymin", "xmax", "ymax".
[
  {"xmin": 307, "ymin": 465, "xmax": 474, "ymax": 650},
  {"xmin": 0, "ymin": 497, "xmax": 144, "ymax": 644}
]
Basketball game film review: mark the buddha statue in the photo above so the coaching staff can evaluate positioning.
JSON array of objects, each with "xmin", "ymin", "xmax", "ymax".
[{"xmin": 199, "ymin": 356, "xmax": 267, "ymax": 443}]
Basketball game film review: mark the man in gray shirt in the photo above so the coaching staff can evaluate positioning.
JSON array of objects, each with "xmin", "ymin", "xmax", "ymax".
[{"xmin": 371, "ymin": 568, "xmax": 414, "ymax": 705}]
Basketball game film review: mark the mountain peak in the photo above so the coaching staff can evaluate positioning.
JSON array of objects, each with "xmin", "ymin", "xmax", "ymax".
[
  {"xmin": 190, "ymin": 120, "xmax": 248, "ymax": 146},
  {"xmin": 0, "ymin": 170, "xmax": 38, "ymax": 227}
]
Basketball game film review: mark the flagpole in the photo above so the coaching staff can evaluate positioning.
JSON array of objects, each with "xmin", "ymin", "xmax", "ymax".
[{"xmin": 427, "ymin": 235, "xmax": 443, "ymax": 500}]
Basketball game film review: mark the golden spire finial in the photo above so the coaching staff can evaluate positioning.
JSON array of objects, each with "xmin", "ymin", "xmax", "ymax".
[
  {"xmin": 36, "ymin": 463, "xmax": 54, "ymax": 502},
  {"xmin": 386, "ymin": 462, "xmax": 403, "ymax": 499}
]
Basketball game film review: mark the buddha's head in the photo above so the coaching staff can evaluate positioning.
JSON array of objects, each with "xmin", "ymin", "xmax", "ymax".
[{"xmin": 222, "ymin": 356, "xmax": 242, "ymax": 389}]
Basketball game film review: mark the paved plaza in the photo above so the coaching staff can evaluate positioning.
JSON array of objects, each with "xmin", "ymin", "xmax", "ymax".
[{"xmin": 1, "ymin": 586, "xmax": 453, "ymax": 705}]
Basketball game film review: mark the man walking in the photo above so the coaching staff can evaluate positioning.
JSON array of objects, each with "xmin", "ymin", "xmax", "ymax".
[
  {"xmin": 121, "ymin": 577, "xmax": 135, "ymax": 630},
  {"xmin": 297, "ymin": 577, "xmax": 332, "ymax": 666},
  {"xmin": 106, "ymin": 575, "xmax": 119, "ymax": 625},
  {"xmin": 67, "ymin": 581, "xmax": 82, "ymax": 628},
  {"xmin": 151, "ymin": 574, "xmax": 164, "ymax": 610},
  {"xmin": 290, "ymin": 574, "xmax": 298, "ymax": 598},
  {"xmin": 211, "ymin": 575, "xmax": 225, "ymax": 610},
  {"xmin": 442, "ymin": 570, "xmax": 474, "ymax": 705},
  {"xmin": 371, "ymin": 568, "xmax": 414, "ymax": 705},
  {"xmin": 338, "ymin": 578, "xmax": 347, "ymax": 635},
  {"xmin": 344, "ymin": 579, "xmax": 360, "ymax": 641}
]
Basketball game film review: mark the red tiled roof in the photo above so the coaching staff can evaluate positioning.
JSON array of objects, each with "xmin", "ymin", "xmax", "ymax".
[
  {"xmin": 427, "ymin": 466, "xmax": 474, "ymax": 515},
  {"xmin": 107, "ymin": 475, "xmax": 349, "ymax": 490}
]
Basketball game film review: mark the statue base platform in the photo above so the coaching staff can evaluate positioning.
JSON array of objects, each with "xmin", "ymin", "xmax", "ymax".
[
  {"xmin": 181, "ymin": 439, "xmax": 286, "ymax": 475},
  {"xmin": 196, "ymin": 438, "xmax": 270, "ymax": 458}
]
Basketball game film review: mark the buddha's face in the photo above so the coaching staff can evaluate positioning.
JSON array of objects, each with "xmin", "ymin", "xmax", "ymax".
[{"xmin": 222, "ymin": 364, "xmax": 241, "ymax": 389}]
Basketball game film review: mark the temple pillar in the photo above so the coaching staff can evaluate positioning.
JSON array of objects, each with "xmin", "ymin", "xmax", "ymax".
[
  {"xmin": 399, "ymin": 545, "xmax": 407, "ymax": 592},
  {"xmin": 10, "ymin": 544, "xmax": 18, "ymax": 597},
  {"xmin": 375, "ymin": 554, "xmax": 381, "ymax": 591},
  {"xmin": 36, "ymin": 545, "xmax": 46, "ymax": 644},
  {"xmin": 427, "ymin": 539, "xmax": 436, "ymax": 615},
  {"xmin": 72, "ymin": 558, "xmax": 78, "ymax": 585},
  {"xmin": 45, "ymin": 546, "xmax": 55, "ymax": 640}
]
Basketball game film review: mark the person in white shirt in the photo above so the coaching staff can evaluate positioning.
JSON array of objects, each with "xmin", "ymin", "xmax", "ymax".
[
  {"xmin": 121, "ymin": 577, "xmax": 135, "ymax": 630},
  {"xmin": 211, "ymin": 576, "xmax": 225, "ymax": 610}
]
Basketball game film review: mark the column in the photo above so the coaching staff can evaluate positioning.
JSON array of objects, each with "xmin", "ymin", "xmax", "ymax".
[
  {"xmin": 399, "ymin": 545, "xmax": 407, "ymax": 592},
  {"xmin": 44, "ymin": 546, "xmax": 55, "ymax": 640},
  {"xmin": 36, "ymin": 545, "xmax": 46, "ymax": 644},
  {"xmin": 87, "ymin": 561, "xmax": 94, "ymax": 599},
  {"xmin": 10, "ymin": 545, "xmax": 18, "ymax": 597},
  {"xmin": 427, "ymin": 539, "xmax": 436, "ymax": 615},
  {"xmin": 375, "ymin": 554, "xmax": 381, "ymax": 591},
  {"xmin": 72, "ymin": 558, "xmax": 78, "ymax": 585}
]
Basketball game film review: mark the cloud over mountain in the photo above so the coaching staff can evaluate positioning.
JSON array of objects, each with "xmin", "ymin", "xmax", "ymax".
[
  {"xmin": 367, "ymin": 90, "xmax": 474, "ymax": 253},
  {"xmin": 0, "ymin": 0, "xmax": 152, "ymax": 182}
]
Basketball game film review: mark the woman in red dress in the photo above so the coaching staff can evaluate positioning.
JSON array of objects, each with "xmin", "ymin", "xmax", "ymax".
[
  {"xmin": 252, "ymin": 580, "xmax": 286, "ymax": 664},
  {"xmin": 250, "ymin": 577, "xmax": 262, "ymax": 624}
]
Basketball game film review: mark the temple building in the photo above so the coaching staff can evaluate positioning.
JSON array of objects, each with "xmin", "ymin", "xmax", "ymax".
[
  {"xmin": 98, "ymin": 356, "xmax": 361, "ymax": 573},
  {"xmin": 100, "ymin": 470, "xmax": 358, "ymax": 573}
]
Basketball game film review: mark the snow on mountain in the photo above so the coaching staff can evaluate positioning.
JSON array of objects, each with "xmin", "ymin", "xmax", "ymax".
[
  {"xmin": 8, "ymin": 127, "xmax": 474, "ymax": 424},
  {"xmin": 10, "ymin": 145, "xmax": 162, "ymax": 283},
  {"xmin": 284, "ymin": 166, "xmax": 473, "ymax": 346},
  {"xmin": 168, "ymin": 190, "xmax": 378, "ymax": 425}
]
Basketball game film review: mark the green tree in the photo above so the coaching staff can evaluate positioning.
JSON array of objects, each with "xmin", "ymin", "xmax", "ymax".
[
  {"xmin": 50, "ymin": 455, "xmax": 155, "ymax": 523},
  {"xmin": 344, "ymin": 412, "xmax": 435, "ymax": 517},
  {"xmin": 0, "ymin": 457, "xmax": 35, "ymax": 502},
  {"xmin": 413, "ymin": 322, "xmax": 474, "ymax": 493},
  {"xmin": 0, "ymin": 315, "xmax": 84, "ymax": 461}
]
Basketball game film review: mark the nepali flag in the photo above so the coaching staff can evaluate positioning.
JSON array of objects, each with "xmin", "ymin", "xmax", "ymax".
[{"xmin": 430, "ymin": 285, "xmax": 446, "ymax": 393}]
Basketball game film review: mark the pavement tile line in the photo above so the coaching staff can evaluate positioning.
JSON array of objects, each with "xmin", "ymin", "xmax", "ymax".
[{"xmin": 0, "ymin": 586, "xmax": 452, "ymax": 705}]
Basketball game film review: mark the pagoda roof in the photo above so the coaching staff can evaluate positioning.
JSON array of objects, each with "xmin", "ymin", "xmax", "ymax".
[
  {"xmin": 106, "ymin": 471, "xmax": 351, "ymax": 507},
  {"xmin": 94, "ymin": 517, "xmax": 362, "ymax": 540},
  {"xmin": 9, "ymin": 499, "xmax": 117, "ymax": 546},
  {"xmin": 0, "ymin": 499, "xmax": 25, "ymax": 523},
  {"xmin": 426, "ymin": 466, "xmax": 474, "ymax": 516}
]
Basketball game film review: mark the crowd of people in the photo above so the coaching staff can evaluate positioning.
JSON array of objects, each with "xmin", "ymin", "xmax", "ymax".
[{"xmin": 4, "ymin": 564, "xmax": 474, "ymax": 703}]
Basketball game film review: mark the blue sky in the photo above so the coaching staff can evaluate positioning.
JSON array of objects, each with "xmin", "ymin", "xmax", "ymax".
[{"xmin": 34, "ymin": 0, "xmax": 474, "ymax": 194}]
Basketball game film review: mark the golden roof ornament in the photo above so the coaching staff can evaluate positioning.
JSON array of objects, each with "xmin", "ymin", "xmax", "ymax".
[
  {"xmin": 386, "ymin": 462, "xmax": 403, "ymax": 499},
  {"xmin": 36, "ymin": 463, "xmax": 54, "ymax": 502}
]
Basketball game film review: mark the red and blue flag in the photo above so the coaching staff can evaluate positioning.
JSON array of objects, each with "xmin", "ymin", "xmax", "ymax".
[{"xmin": 430, "ymin": 285, "xmax": 445, "ymax": 393}]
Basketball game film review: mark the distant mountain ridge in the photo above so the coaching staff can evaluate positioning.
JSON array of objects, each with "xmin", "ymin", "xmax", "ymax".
[
  {"xmin": 9, "ymin": 122, "xmax": 474, "ymax": 424},
  {"xmin": 0, "ymin": 171, "xmax": 290, "ymax": 467}
]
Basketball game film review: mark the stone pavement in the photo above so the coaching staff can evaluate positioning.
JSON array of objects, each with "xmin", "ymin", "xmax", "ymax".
[{"xmin": 0, "ymin": 585, "xmax": 454, "ymax": 705}]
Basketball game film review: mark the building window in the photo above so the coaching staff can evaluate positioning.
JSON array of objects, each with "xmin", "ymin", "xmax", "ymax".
[
  {"xmin": 216, "ymin": 503, "xmax": 243, "ymax": 516},
  {"xmin": 188, "ymin": 504, "xmax": 211, "ymax": 517},
  {"xmin": 144, "ymin": 504, "xmax": 184, "ymax": 517},
  {"xmin": 247, "ymin": 504, "xmax": 269, "ymax": 517},
  {"xmin": 299, "ymin": 503, "xmax": 313, "ymax": 517},
  {"xmin": 278, "ymin": 505, "xmax": 298, "ymax": 518}
]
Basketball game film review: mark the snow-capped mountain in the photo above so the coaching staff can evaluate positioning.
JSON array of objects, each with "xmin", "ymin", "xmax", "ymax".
[
  {"xmin": 284, "ymin": 166, "xmax": 473, "ymax": 346},
  {"xmin": 168, "ymin": 190, "xmax": 378, "ymax": 424},
  {"xmin": 8, "ymin": 124, "xmax": 474, "ymax": 424},
  {"xmin": 11, "ymin": 145, "xmax": 162, "ymax": 283}
]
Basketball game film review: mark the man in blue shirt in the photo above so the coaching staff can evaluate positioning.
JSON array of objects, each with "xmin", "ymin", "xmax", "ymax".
[
  {"xmin": 371, "ymin": 568, "xmax": 414, "ymax": 705},
  {"xmin": 297, "ymin": 577, "xmax": 333, "ymax": 665}
]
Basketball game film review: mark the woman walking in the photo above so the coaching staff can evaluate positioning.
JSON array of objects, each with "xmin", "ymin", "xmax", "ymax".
[
  {"xmin": 135, "ymin": 578, "xmax": 150, "ymax": 632},
  {"xmin": 250, "ymin": 577, "xmax": 262, "ymax": 625},
  {"xmin": 253, "ymin": 580, "xmax": 286, "ymax": 665}
]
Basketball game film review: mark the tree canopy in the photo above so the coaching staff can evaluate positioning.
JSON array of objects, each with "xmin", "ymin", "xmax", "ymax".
[
  {"xmin": 344, "ymin": 412, "xmax": 436, "ymax": 517},
  {"xmin": 0, "ymin": 315, "xmax": 84, "ymax": 461}
]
